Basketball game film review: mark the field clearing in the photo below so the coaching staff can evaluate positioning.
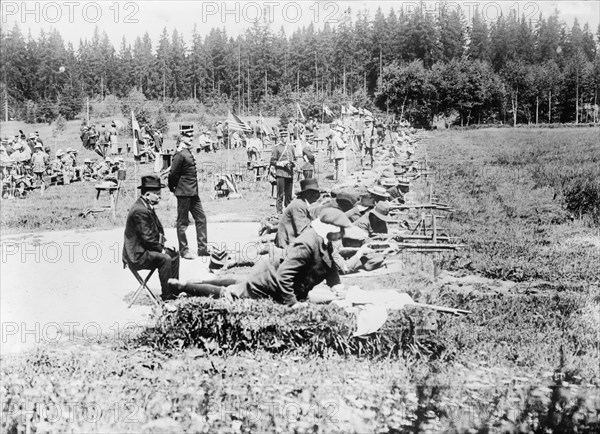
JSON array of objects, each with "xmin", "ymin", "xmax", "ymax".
[
  {"xmin": 426, "ymin": 127, "xmax": 600, "ymax": 284},
  {"xmin": 0, "ymin": 118, "xmax": 348, "ymax": 233},
  {"xmin": 1, "ymin": 124, "xmax": 599, "ymax": 432}
]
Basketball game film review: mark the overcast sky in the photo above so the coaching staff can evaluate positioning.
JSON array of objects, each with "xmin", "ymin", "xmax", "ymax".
[{"xmin": 2, "ymin": 1, "xmax": 599, "ymax": 48}]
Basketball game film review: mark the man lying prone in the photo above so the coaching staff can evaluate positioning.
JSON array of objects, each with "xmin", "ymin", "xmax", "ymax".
[{"xmin": 166, "ymin": 208, "xmax": 352, "ymax": 306}]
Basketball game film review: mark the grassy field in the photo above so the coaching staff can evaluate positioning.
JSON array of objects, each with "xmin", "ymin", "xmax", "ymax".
[
  {"xmin": 2, "ymin": 122, "xmax": 599, "ymax": 433},
  {"xmin": 0, "ymin": 118, "xmax": 349, "ymax": 232},
  {"xmin": 426, "ymin": 127, "xmax": 600, "ymax": 284}
]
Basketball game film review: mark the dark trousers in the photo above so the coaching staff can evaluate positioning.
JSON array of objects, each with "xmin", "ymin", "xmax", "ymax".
[
  {"xmin": 176, "ymin": 195, "xmax": 208, "ymax": 254},
  {"xmin": 276, "ymin": 176, "xmax": 293, "ymax": 214},
  {"xmin": 131, "ymin": 249, "xmax": 179, "ymax": 295},
  {"xmin": 182, "ymin": 278, "xmax": 240, "ymax": 298}
]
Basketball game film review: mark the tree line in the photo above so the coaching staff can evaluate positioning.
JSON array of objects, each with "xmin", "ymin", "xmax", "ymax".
[{"xmin": 1, "ymin": 4, "xmax": 599, "ymax": 127}]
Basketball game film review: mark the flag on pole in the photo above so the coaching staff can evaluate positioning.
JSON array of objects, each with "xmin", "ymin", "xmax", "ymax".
[
  {"xmin": 296, "ymin": 102, "xmax": 305, "ymax": 121},
  {"xmin": 323, "ymin": 104, "xmax": 334, "ymax": 118},
  {"xmin": 131, "ymin": 111, "xmax": 142, "ymax": 157},
  {"xmin": 227, "ymin": 111, "xmax": 252, "ymax": 132},
  {"xmin": 259, "ymin": 113, "xmax": 272, "ymax": 136}
]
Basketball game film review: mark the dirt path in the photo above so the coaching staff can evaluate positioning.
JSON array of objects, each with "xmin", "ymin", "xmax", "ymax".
[{"xmin": 0, "ymin": 220, "xmax": 260, "ymax": 353}]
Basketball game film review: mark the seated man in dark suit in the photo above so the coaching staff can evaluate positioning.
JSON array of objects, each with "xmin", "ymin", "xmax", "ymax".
[{"xmin": 123, "ymin": 175, "xmax": 180, "ymax": 301}]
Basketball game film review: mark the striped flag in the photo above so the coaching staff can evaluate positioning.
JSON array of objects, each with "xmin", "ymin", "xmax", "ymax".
[
  {"xmin": 227, "ymin": 111, "xmax": 252, "ymax": 133},
  {"xmin": 323, "ymin": 104, "xmax": 334, "ymax": 118},
  {"xmin": 296, "ymin": 102, "xmax": 305, "ymax": 121},
  {"xmin": 131, "ymin": 111, "xmax": 142, "ymax": 157}
]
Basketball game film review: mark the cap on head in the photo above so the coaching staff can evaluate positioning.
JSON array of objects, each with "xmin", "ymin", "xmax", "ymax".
[
  {"xmin": 335, "ymin": 192, "xmax": 356, "ymax": 212},
  {"xmin": 319, "ymin": 208, "xmax": 352, "ymax": 229},
  {"xmin": 357, "ymin": 194, "xmax": 375, "ymax": 211}
]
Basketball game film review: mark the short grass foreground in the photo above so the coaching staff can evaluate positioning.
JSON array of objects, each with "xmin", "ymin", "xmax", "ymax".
[{"xmin": 2, "ymin": 289, "xmax": 598, "ymax": 433}]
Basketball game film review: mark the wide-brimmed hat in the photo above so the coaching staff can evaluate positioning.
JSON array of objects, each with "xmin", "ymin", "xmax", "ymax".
[
  {"xmin": 381, "ymin": 169, "xmax": 395, "ymax": 178},
  {"xmin": 84, "ymin": 158, "xmax": 92, "ymax": 164},
  {"xmin": 34, "ymin": 143, "xmax": 43, "ymax": 150},
  {"xmin": 370, "ymin": 201, "xmax": 393, "ymax": 222},
  {"xmin": 137, "ymin": 175, "xmax": 165, "ymax": 190},
  {"xmin": 364, "ymin": 116, "xmax": 373, "ymax": 122},
  {"xmin": 56, "ymin": 149, "xmax": 64, "ymax": 157},
  {"xmin": 381, "ymin": 177, "xmax": 398, "ymax": 187},
  {"xmin": 368, "ymin": 185, "xmax": 391, "ymax": 199},
  {"xmin": 297, "ymin": 178, "xmax": 320, "ymax": 194},
  {"xmin": 29, "ymin": 133, "xmax": 36, "ymax": 139}
]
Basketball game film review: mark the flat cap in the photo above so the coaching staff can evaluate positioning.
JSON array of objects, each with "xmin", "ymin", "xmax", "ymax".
[{"xmin": 319, "ymin": 208, "xmax": 351, "ymax": 228}]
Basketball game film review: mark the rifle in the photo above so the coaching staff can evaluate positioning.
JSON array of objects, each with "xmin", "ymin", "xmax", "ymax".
[{"xmin": 407, "ymin": 302, "xmax": 472, "ymax": 316}]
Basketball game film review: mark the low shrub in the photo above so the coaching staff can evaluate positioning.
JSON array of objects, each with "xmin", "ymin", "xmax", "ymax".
[{"xmin": 140, "ymin": 298, "xmax": 446, "ymax": 360}]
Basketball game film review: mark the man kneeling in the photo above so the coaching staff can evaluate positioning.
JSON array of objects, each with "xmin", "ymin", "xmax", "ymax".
[{"xmin": 167, "ymin": 208, "xmax": 352, "ymax": 306}]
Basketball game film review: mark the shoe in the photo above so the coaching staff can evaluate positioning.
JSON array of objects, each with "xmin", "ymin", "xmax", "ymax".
[
  {"xmin": 165, "ymin": 278, "xmax": 185, "ymax": 299},
  {"xmin": 197, "ymin": 249, "xmax": 211, "ymax": 257},
  {"xmin": 181, "ymin": 251, "xmax": 195, "ymax": 260},
  {"xmin": 161, "ymin": 292, "xmax": 177, "ymax": 302}
]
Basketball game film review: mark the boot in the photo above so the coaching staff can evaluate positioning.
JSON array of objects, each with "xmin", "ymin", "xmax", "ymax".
[{"xmin": 182, "ymin": 282, "xmax": 226, "ymax": 299}]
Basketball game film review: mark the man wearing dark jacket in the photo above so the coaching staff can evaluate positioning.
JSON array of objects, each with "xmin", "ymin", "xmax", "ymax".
[
  {"xmin": 168, "ymin": 130, "xmax": 208, "ymax": 259},
  {"xmin": 275, "ymin": 178, "xmax": 320, "ymax": 249},
  {"xmin": 166, "ymin": 208, "xmax": 352, "ymax": 306},
  {"xmin": 123, "ymin": 175, "xmax": 180, "ymax": 301},
  {"xmin": 270, "ymin": 139, "xmax": 296, "ymax": 213}
]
